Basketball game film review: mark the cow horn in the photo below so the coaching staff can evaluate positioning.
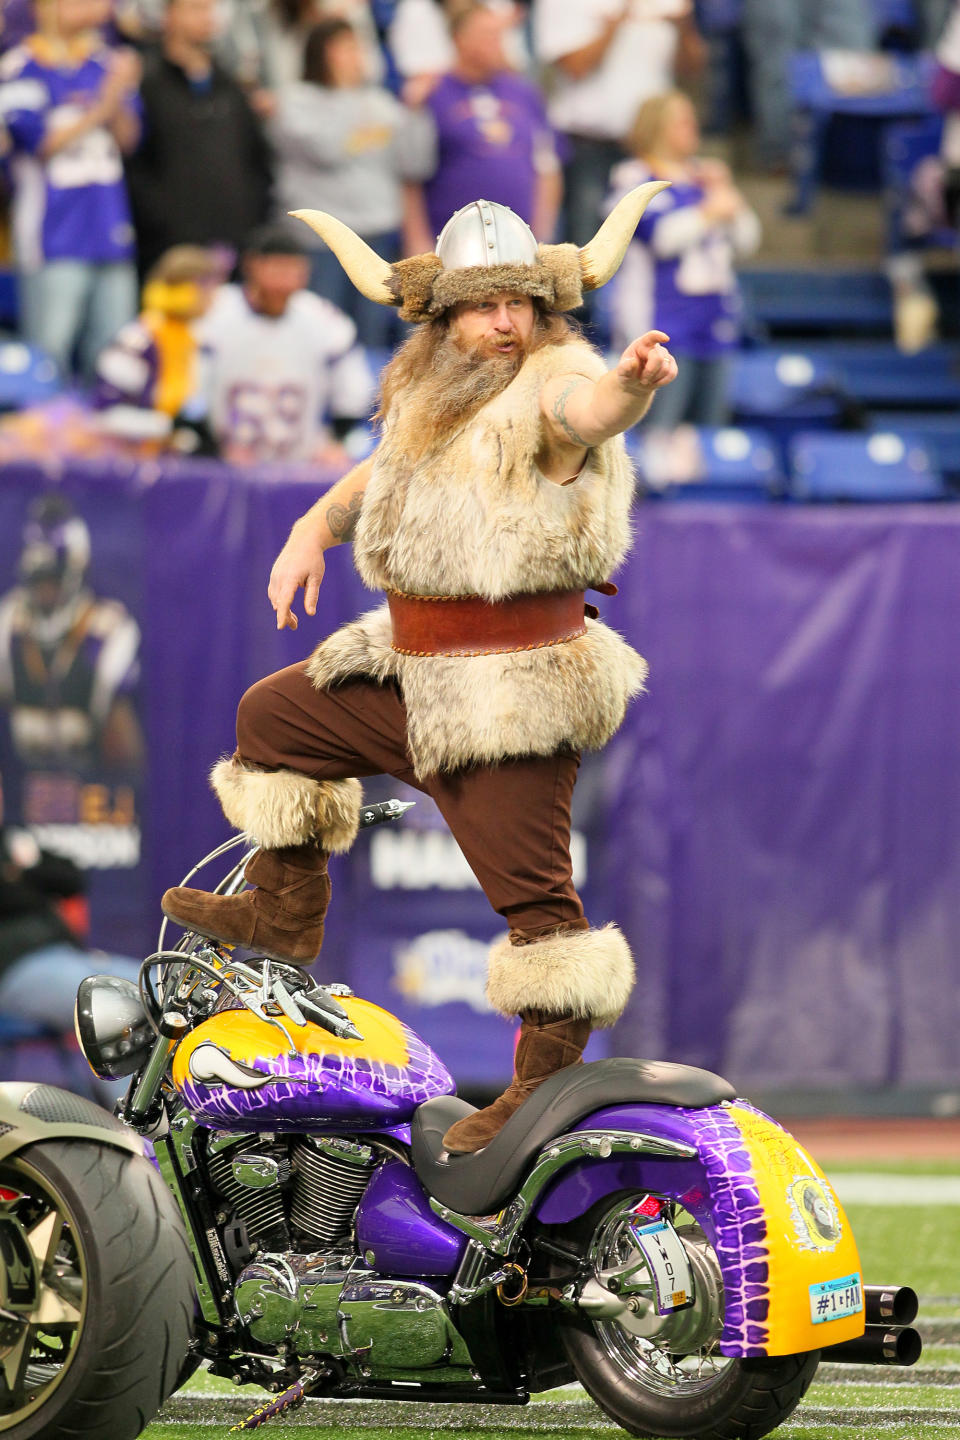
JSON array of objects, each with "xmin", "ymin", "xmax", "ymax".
[
  {"xmin": 579, "ymin": 181, "xmax": 672, "ymax": 291},
  {"xmin": 288, "ymin": 209, "xmax": 395, "ymax": 305}
]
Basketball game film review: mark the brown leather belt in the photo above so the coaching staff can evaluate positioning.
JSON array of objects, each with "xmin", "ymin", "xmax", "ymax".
[{"xmin": 387, "ymin": 589, "xmax": 589, "ymax": 657}]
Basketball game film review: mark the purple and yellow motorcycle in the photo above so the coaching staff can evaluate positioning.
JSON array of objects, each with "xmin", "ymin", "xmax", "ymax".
[{"xmin": 1, "ymin": 805, "xmax": 920, "ymax": 1440}]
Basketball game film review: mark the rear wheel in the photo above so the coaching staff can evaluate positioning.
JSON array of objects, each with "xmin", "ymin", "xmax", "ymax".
[
  {"xmin": 0, "ymin": 1140, "xmax": 194, "ymax": 1440},
  {"xmin": 548, "ymin": 1191, "xmax": 820, "ymax": 1440}
]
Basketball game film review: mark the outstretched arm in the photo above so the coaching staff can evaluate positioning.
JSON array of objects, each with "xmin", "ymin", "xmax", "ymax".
[
  {"xmin": 268, "ymin": 452, "xmax": 375, "ymax": 631},
  {"xmin": 537, "ymin": 332, "xmax": 678, "ymax": 482}
]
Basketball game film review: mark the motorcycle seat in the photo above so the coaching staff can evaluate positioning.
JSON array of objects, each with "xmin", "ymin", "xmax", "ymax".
[{"xmin": 410, "ymin": 1057, "xmax": 735, "ymax": 1217}]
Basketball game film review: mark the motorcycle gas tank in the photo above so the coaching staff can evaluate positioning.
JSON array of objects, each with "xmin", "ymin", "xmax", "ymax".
[{"xmin": 171, "ymin": 996, "xmax": 455, "ymax": 1131}]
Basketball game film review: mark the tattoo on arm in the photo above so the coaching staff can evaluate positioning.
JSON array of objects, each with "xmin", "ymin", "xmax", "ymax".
[
  {"xmin": 325, "ymin": 488, "xmax": 364, "ymax": 543},
  {"xmin": 551, "ymin": 378, "xmax": 592, "ymax": 447}
]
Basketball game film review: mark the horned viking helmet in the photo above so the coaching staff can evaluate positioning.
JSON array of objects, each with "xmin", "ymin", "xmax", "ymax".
[{"xmin": 290, "ymin": 182, "xmax": 669, "ymax": 324}]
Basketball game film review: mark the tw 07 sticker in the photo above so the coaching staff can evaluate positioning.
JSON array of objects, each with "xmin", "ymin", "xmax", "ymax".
[{"xmin": 786, "ymin": 1175, "xmax": 842, "ymax": 1252}]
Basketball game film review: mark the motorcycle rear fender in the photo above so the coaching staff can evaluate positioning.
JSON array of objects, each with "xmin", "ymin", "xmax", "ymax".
[
  {"xmin": 0, "ymin": 1083, "xmax": 143, "ymax": 1166},
  {"xmin": 531, "ymin": 1100, "xmax": 864, "ymax": 1359}
]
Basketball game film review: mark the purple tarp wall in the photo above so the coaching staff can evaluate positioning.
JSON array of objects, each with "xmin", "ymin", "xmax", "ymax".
[{"xmin": 1, "ymin": 462, "xmax": 958, "ymax": 1094}]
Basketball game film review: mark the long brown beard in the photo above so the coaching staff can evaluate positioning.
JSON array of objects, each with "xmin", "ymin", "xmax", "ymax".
[
  {"xmin": 377, "ymin": 312, "xmax": 574, "ymax": 462},
  {"xmin": 377, "ymin": 328, "xmax": 523, "ymax": 461}
]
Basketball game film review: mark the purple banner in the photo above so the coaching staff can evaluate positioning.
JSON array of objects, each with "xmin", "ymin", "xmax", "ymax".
[
  {"xmin": 1, "ymin": 462, "xmax": 958, "ymax": 1092},
  {"xmin": 610, "ymin": 504, "xmax": 960, "ymax": 1091}
]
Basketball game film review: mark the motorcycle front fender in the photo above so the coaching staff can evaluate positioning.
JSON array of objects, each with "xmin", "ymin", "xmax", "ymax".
[
  {"xmin": 531, "ymin": 1100, "xmax": 864, "ymax": 1360},
  {"xmin": 0, "ymin": 1082, "xmax": 143, "ymax": 1165}
]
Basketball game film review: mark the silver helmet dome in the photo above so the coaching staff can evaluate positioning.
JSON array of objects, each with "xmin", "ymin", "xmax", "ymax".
[{"xmin": 435, "ymin": 200, "xmax": 539, "ymax": 271}]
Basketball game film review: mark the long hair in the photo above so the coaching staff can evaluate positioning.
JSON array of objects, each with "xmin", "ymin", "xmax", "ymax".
[{"xmin": 627, "ymin": 89, "xmax": 690, "ymax": 159}]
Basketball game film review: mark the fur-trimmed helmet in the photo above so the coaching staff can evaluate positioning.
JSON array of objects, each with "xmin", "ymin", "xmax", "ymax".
[{"xmin": 289, "ymin": 184, "xmax": 668, "ymax": 324}]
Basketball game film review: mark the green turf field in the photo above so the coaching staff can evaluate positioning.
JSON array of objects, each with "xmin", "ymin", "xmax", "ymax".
[{"xmin": 145, "ymin": 1160, "xmax": 960, "ymax": 1440}]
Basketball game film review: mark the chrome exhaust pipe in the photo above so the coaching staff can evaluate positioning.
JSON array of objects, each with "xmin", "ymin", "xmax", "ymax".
[
  {"xmin": 821, "ymin": 1322, "xmax": 922, "ymax": 1366},
  {"xmin": 863, "ymin": 1283, "xmax": 918, "ymax": 1327}
]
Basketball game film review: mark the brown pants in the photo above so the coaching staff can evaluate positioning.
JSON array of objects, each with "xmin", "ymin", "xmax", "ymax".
[{"xmin": 236, "ymin": 664, "xmax": 586, "ymax": 939}]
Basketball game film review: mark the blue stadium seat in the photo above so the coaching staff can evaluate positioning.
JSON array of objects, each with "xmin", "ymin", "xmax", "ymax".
[
  {"xmin": 802, "ymin": 341, "xmax": 960, "ymax": 407},
  {"xmin": 695, "ymin": 0, "xmax": 743, "ymax": 32},
  {"xmin": 730, "ymin": 349, "xmax": 842, "ymax": 416},
  {"xmin": 630, "ymin": 425, "xmax": 785, "ymax": 500},
  {"xmin": 0, "ymin": 269, "xmax": 18, "ymax": 328},
  {"xmin": 788, "ymin": 430, "xmax": 946, "ymax": 500},
  {"xmin": 729, "ymin": 349, "xmax": 844, "ymax": 458},
  {"xmin": 866, "ymin": 409, "xmax": 960, "ymax": 485},
  {"xmin": 788, "ymin": 50, "xmax": 937, "ymax": 211},
  {"xmin": 872, "ymin": 0, "xmax": 919, "ymax": 36},
  {"xmin": 0, "ymin": 341, "xmax": 61, "ymax": 410},
  {"xmin": 739, "ymin": 269, "xmax": 892, "ymax": 337}
]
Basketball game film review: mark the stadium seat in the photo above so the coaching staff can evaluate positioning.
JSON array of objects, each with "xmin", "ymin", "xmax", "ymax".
[
  {"xmin": 872, "ymin": 0, "xmax": 921, "ymax": 41},
  {"xmin": 802, "ymin": 341, "xmax": 960, "ymax": 408},
  {"xmin": 788, "ymin": 430, "xmax": 946, "ymax": 500},
  {"xmin": 0, "ymin": 341, "xmax": 61, "ymax": 411},
  {"xmin": 788, "ymin": 49, "xmax": 937, "ymax": 212},
  {"xmin": 729, "ymin": 349, "xmax": 845, "ymax": 458},
  {"xmin": 0, "ymin": 269, "xmax": 18, "ymax": 329},
  {"xmin": 630, "ymin": 425, "xmax": 785, "ymax": 501},
  {"xmin": 866, "ymin": 409, "xmax": 960, "ymax": 487},
  {"xmin": 739, "ymin": 269, "xmax": 893, "ymax": 338}
]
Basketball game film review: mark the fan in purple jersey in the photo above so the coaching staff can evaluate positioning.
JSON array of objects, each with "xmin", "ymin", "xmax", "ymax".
[
  {"xmin": 405, "ymin": 3, "xmax": 560, "ymax": 256},
  {"xmin": 605, "ymin": 89, "xmax": 760, "ymax": 429},
  {"xmin": 0, "ymin": 0, "xmax": 141, "ymax": 377}
]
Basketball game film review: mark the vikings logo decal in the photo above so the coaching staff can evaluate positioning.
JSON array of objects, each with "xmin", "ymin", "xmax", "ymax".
[
  {"xmin": 786, "ymin": 1175, "xmax": 842, "ymax": 1252},
  {"xmin": 188, "ymin": 1042, "xmax": 271, "ymax": 1090}
]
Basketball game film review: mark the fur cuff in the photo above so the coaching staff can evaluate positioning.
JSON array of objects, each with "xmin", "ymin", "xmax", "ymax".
[
  {"xmin": 486, "ymin": 923, "xmax": 635, "ymax": 1029},
  {"xmin": 210, "ymin": 758, "xmax": 362, "ymax": 853}
]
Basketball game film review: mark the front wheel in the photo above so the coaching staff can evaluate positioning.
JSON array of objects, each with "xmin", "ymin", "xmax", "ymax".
[
  {"xmin": 548, "ymin": 1191, "xmax": 820, "ymax": 1440},
  {"xmin": 0, "ymin": 1139, "xmax": 194, "ymax": 1440}
]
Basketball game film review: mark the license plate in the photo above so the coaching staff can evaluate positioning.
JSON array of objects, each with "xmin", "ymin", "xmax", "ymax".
[
  {"xmin": 809, "ymin": 1273, "xmax": 863, "ymax": 1325},
  {"xmin": 630, "ymin": 1219, "xmax": 695, "ymax": 1313}
]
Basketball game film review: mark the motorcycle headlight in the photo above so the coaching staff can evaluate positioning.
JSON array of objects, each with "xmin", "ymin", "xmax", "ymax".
[{"xmin": 74, "ymin": 975, "xmax": 155, "ymax": 1079}]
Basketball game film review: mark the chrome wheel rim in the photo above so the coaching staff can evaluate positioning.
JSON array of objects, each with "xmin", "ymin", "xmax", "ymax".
[
  {"xmin": 589, "ymin": 1200, "xmax": 731, "ymax": 1398},
  {"xmin": 0, "ymin": 1160, "xmax": 87, "ymax": 1429}
]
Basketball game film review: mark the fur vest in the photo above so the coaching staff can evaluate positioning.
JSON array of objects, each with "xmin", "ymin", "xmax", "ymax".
[{"xmin": 307, "ymin": 338, "xmax": 647, "ymax": 777}]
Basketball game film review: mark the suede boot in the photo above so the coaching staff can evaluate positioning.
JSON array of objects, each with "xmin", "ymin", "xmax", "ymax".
[
  {"xmin": 441, "ymin": 1010, "xmax": 591, "ymax": 1154},
  {"xmin": 161, "ymin": 844, "xmax": 331, "ymax": 966}
]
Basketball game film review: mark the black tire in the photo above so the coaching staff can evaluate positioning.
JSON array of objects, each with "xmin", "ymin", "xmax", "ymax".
[
  {"xmin": 546, "ymin": 1191, "xmax": 821, "ymax": 1440},
  {"xmin": 0, "ymin": 1139, "xmax": 194, "ymax": 1440},
  {"xmin": 561, "ymin": 1325, "xmax": 819, "ymax": 1440}
]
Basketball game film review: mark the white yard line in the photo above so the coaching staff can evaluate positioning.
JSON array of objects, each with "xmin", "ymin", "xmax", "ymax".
[{"xmin": 830, "ymin": 1174, "xmax": 960, "ymax": 1205}]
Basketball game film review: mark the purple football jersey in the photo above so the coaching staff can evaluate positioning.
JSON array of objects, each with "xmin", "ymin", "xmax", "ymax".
[{"xmin": 0, "ymin": 36, "xmax": 137, "ymax": 268}]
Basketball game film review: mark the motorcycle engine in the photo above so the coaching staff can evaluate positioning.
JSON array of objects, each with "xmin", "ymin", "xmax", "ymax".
[
  {"xmin": 204, "ymin": 1131, "xmax": 473, "ymax": 1379},
  {"xmin": 205, "ymin": 1131, "xmax": 376, "ymax": 1254}
]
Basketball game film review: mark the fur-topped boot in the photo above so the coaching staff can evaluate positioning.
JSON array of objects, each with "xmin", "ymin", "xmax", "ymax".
[
  {"xmin": 161, "ymin": 757, "xmax": 362, "ymax": 968},
  {"xmin": 442, "ymin": 923, "xmax": 635, "ymax": 1154}
]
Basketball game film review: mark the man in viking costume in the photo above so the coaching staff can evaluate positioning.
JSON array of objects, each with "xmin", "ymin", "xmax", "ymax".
[{"xmin": 162, "ymin": 183, "xmax": 678, "ymax": 1153}]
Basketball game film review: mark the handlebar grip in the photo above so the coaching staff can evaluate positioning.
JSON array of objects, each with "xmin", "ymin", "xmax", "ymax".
[{"xmin": 358, "ymin": 799, "xmax": 416, "ymax": 829}]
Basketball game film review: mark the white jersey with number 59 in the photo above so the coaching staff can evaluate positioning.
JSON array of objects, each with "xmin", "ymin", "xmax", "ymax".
[{"xmin": 196, "ymin": 286, "xmax": 375, "ymax": 462}]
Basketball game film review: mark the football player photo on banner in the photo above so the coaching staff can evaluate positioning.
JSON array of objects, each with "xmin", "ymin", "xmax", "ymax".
[{"xmin": 0, "ymin": 467, "xmax": 147, "ymax": 955}]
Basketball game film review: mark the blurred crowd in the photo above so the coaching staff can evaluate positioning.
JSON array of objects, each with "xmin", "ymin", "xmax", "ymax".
[{"xmin": 0, "ymin": 0, "xmax": 954, "ymax": 462}]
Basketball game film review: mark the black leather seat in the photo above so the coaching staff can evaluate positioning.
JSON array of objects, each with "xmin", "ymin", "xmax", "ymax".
[{"xmin": 410, "ymin": 1057, "xmax": 735, "ymax": 1217}]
